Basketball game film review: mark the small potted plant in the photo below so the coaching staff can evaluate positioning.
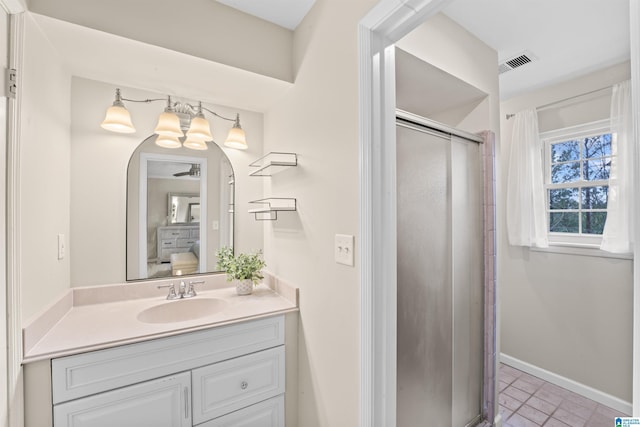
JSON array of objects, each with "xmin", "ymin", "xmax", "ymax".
[{"xmin": 216, "ymin": 247, "xmax": 266, "ymax": 295}]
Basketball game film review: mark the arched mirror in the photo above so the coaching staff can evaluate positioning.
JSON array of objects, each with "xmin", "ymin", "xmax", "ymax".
[{"xmin": 126, "ymin": 136, "xmax": 234, "ymax": 280}]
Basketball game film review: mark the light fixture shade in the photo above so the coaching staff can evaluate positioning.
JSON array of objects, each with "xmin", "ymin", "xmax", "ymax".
[
  {"xmin": 186, "ymin": 116, "xmax": 213, "ymax": 141},
  {"xmin": 101, "ymin": 105, "xmax": 135, "ymax": 133},
  {"xmin": 224, "ymin": 126, "xmax": 247, "ymax": 150},
  {"xmin": 154, "ymin": 111, "xmax": 184, "ymax": 137},
  {"xmin": 155, "ymin": 135, "xmax": 182, "ymax": 149},
  {"xmin": 183, "ymin": 138, "xmax": 208, "ymax": 151}
]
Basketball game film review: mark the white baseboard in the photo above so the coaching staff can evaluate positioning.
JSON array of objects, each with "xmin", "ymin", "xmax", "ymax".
[{"xmin": 500, "ymin": 353, "xmax": 632, "ymax": 415}]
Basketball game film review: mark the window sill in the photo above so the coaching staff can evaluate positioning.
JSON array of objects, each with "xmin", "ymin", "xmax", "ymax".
[{"xmin": 530, "ymin": 243, "xmax": 633, "ymax": 260}]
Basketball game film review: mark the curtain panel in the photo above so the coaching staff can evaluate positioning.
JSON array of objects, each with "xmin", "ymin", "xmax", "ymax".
[
  {"xmin": 506, "ymin": 109, "xmax": 549, "ymax": 248},
  {"xmin": 601, "ymin": 80, "xmax": 634, "ymax": 253}
]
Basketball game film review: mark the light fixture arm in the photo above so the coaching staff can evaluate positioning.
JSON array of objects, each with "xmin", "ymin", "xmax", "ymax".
[
  {"xmin": 200, "ymin": 107, "xmax": 237, "ymax": 123},
  {"xmin": 114, "ymin": 89, "xmax": 235, "ymax": 121},
  {"xmin": 119, "ymin": 96, "xmax": 166, "ymax": 104}
]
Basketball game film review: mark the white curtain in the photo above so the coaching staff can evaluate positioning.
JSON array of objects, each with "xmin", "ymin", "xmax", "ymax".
[
  {"xmin": 601, "ymin": 80, "xmax": 634, "ymax": 253},
  {"xmin": 506, "ymin": 109, "xmax": 549, "ymax": 248}
]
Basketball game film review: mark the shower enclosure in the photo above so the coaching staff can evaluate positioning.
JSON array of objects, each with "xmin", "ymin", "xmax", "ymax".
[{"xmin": 396, "ymin": 111, "xmax": 487, "ymax": 427}]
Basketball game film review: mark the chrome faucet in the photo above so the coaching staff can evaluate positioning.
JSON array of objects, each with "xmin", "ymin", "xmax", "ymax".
[
  {"xmin": 157, "ymin": 283, "xmax": 178, "ymax": 300},
  {"xmin": 185, "ymin": 280, "xmax": 204, "ymax": 298},
  {"xmin": 158, "ymin": 280, "xmax": 205, "ymax": 300}
]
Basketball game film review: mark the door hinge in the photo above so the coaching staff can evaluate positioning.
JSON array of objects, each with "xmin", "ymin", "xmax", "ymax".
[{"xmin": 6, "ymin": 68, "xmax": 17, "ymax": 99}]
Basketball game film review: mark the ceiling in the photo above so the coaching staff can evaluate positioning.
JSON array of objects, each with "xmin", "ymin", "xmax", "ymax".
[
  {"xmin": 442, "ymin": 0, "xmax": 630, "ymax": 99},
  {"xmin": 218, "ymin": 0, "xmax": 630, "ymax": 100},
  {"xmin": 215, "ymin": 0, "xmax": 316, "ymax": 30},
  {"xmin": 148, "ymin": 161, "xmax": 200, "ymax": 180}
]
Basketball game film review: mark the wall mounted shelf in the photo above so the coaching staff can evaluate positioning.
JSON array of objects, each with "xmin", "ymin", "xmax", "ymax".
[
  {"xmin": 248, "ymin": 198, "xmax": 297, "ymax": 221},
  {"xmin": 249, "ymin": 152, "xmax": 297, "ymax": 176}
]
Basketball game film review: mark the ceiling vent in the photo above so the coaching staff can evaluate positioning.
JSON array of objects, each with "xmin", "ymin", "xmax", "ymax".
[{"xmin": 499, "ymin": 51, "xmax": 537, "ymax": 74}]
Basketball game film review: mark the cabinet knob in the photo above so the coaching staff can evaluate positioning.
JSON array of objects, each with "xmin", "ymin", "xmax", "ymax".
[{"xmin": 240, "ymin": 381, "xmax": 248, "ymax": 390}]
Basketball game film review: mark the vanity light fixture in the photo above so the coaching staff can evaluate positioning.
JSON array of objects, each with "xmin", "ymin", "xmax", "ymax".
[{"xmin": 100, "ymin": 89, "xmax": 248, "ymax": 150}]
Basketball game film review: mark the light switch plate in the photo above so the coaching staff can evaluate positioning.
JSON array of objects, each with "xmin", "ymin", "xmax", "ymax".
[
  {"xmin": 58, "ymin": 234, "xmax": 65, "ymax": 260},
  {"xmin": 335, "ymin": 234, "xmax": 354, "ymax": 266}
]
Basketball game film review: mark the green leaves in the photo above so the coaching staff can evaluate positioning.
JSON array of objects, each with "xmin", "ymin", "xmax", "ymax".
[{"xmin": 216, "ymin": 247, "xmax": 266, "ymax": 285}]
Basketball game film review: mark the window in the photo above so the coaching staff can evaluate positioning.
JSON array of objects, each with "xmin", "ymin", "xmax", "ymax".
[{"xmin": 541, "ymin": 120, "xmax": 613, "ymax": 247}]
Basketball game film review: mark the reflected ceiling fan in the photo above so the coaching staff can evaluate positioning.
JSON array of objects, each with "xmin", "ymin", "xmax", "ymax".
[{"xmin": 173, "ymin": 164, "xmax": 201, "ymax": 177}]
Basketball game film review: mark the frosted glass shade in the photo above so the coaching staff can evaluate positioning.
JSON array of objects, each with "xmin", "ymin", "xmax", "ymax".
[
  {"xmin": 101, "ymin": 105, "xmax": 135, "ymax": 133},
  {"xmin": 224, "ymin": 126, "xmax": 247, "ymax": 150},
  {"xmin": 186, "ymin": 116, "xmax": 213, "ymax": 141},
  {"xmin": 183, "ymin": 138, "xmax": 208, "ymax": 151},
  {"xmin": 154, "ymin": 112, "xmax": 184, "ymax": 137},
  {"xmin": 155, "ymin": 135, "xmax": 182, "ymax": 149}
]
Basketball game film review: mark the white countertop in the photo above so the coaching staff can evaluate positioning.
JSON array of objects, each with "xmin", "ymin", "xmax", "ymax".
[{"xmin": 22, "ymin": 273, "xmax": 298, "ymax": 363}]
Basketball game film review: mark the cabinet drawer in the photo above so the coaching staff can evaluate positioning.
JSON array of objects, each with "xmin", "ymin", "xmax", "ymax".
[
  {"xmin": 52, "ymin": 315, "xmax": 284, "ymax": 404},
  {"xmin": 192, "ymin": 346, "xmax": 285, "ymax": 424},
  {"xmin": 54, "ymin": 371, "xmax": 191, "ymax": 427},
  {"xmin": 190, "ymin": 229, "xmax": 200, "ymax": 238},
  {"xmin": 161, "ymin": 239, "xmax": 177, "ymax": 248},
  {"xmin": 177, "ymin": 238, "xmax": 197, "ymax": 248},
  {"xmin": 197, "ymin": 395, "xmax": 284, "ymax": 427},
  {"xmin": 160, "ymin": 229, "xmax": 190, "ymax": 239}
]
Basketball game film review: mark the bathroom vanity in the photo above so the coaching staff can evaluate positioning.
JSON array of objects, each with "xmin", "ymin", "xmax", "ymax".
[{"xmin": 22, "ymin": 274, "xmax": 298, "ymax": 427}]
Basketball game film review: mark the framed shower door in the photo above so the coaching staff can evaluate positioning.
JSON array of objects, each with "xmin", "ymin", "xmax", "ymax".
[{"xmin": 396, "ymin": 120, "xmax": 484, "ymax": 427}]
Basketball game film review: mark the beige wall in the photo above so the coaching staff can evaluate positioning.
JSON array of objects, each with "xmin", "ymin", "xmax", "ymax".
[
  {"xmin": 264, "ymin": 1, "xmax": 373, "ymax": 424},
  {"xmin": 20, "ymin": 13, "xmax": 71, "ymax": 322},
  {"xmin": 70, "ymin": 77, "xmax": 265, "ymax": 287},
  {"xmin": 26, "ymin": 0, "xmax": 294, "ymax": 83},
  {"xmin": 499, "ymin": 61, "xmax": 633, "ymax": 401},
  {"xmin": 263, "ymin": 5, "xmax": 499, "ymax": 426},
  {"xmin": 397, "ymin": 13, "xmax": 501, "ymax": 134}
]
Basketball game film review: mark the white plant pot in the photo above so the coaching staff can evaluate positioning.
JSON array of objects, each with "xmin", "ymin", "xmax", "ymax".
[{"xmin": 235, "ymin": 279, "xmax": 254, "ymax": 296}]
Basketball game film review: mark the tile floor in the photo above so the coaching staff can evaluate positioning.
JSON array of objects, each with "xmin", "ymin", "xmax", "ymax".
[{"xmin": 499, "ymin": 363, "xmax": 629, "ymax": 427}]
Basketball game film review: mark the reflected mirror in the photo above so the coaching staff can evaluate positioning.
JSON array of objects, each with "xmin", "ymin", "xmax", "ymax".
[
  {"xmin": 168, "ymin": 192, "xmax": 201, "ymax": 224},
  {"xmin": 127, "ymin": 136, "xmax": 234, "ymax": 281}
]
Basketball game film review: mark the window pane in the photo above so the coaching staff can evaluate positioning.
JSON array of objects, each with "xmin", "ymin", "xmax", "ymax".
[
  {"xmin": 581, "ymin": 186, "xmax": 608, "ymax": 209},
  {"xmin": 551, "ymin": 141, "xmax": 580, "ymax": 163},
  {"xmin": 549, "ymin": 212, "xmax": 579, "ymax": 233},
  {"xmin": 582, "ymin": 212, "xmax": 607, "ymax": 235},
  {"xmin": 549, "ymin": 188, "xmax": 579, "ymax": 209},
  {"xmin": 551, "ymin": 162, "xmax": 580, "ymax": 183},
  {"xmin": 583, "ymin": 134, "xmax": 612, "ymax": 159},
  {"xmin": 583, "ymin": 158, "xmax": 610, "ymax": 181}
]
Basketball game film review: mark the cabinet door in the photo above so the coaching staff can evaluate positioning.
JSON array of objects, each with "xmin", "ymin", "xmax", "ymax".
[
  {"xmin": 54, "ymin": 372, "xmax": 191, "ymax": 427},
  {"xmin": 198, "ymin": 395, "xmax": 284, "ymax": 427}
]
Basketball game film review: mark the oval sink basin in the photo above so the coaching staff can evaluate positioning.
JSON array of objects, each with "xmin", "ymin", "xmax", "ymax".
[{"xmin": 137, "ymin": 298, "xmax": 228, "ymax": 324}]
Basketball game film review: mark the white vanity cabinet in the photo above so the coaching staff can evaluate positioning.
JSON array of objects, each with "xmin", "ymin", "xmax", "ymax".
[{"xmin": 51, "ymin": 316, "xmax": 285, "ymax": 427}]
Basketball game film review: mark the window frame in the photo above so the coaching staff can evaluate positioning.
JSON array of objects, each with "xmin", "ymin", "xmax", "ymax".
[{"xmin": 540, "ymin": 119, "xmax": 612, "ymax": 248}]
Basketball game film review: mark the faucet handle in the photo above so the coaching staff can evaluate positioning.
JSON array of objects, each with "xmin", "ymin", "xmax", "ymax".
[
  {"xmin": 157, "ymin": 284, "xmax": 177, "ymax": 300},
  {"xmin": 186, "ymin": 280, "xmax": 205, "ymax": 297}
]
